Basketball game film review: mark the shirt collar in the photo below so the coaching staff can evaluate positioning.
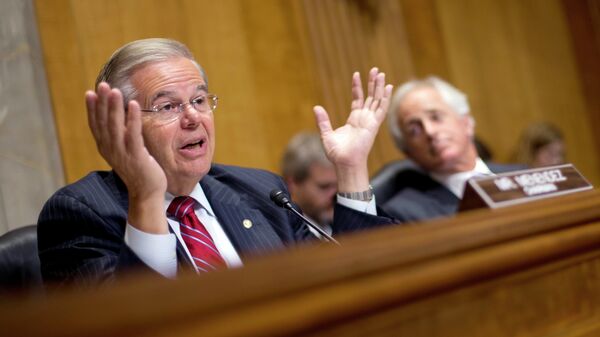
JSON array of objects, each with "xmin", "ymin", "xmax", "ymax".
[
  {"xmin": 430, "ymin": 158, "xmax": 494, "ymax": 198},
  {"xmin": 164, "ymin": 183, "xmax": 215, "ymax": 217}
]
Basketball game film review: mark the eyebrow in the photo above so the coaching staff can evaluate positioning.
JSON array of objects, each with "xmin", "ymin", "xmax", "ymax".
[{"xmin": 150, "ymin": 84, "xmax": 208, "ymax": 104}]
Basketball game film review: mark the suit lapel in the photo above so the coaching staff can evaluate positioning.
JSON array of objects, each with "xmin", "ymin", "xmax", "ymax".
[
  {"xmin": 200, "ymin": 174, "xmax": 284, "ymax": 258},
  {"xmin": 408, "ymin": 167, "xmax": 460, "ymax": 215},
  {"xmin": 426, "ymin": 181, "xmax": 460, "ymax": 214}
]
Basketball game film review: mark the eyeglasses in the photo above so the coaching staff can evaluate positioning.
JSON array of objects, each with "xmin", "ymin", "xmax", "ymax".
[{"xmin": 141, "ymin": 94, "xmax": 218, "ymax": 122}]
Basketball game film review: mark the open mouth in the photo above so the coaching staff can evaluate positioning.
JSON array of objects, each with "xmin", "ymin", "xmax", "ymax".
[{"xmin": 182, "ymin": 139, "xmax": 205, "ymax": 150}]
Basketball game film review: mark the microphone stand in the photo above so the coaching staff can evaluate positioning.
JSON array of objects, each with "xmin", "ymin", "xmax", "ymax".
[{"xmin": 285, "ymin": 203, "xmax": 340, "ymax": 245}]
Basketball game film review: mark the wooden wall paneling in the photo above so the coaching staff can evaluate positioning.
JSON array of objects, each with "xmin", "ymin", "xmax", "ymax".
[
  {"xmin": 36, "ymin": 0, "xmax": 600, "ymax": 184},
  {"xmin": 399, "ymin": 0, "xmax": 451, "ymax": 79},
  {"xmin": 433, "ymin": 0, "xmax": 537, "ymax": 163},
  {"xmin": 506, "ymin": 1, "xmax": 599, "ymax": 185},
  {"xmin": 181, "ymin": 0, "xmax": 294, "ymax": 172},
  {"xmin": 184, "ymin": 0, "xmax": 271, "ymax": 171},
  {"xmin": 230, "ymin": 0, "xmax": 322, "ymax": 171},
  {"xmin": 177, "ymin": 0, "xmax": 320, "ymax": 172},
  {"xmin": 368, "ymin": 0, "xmax": 414, "ymax": 169},
  {"xmin": 433, "ymin": 0, "xmax": 599, "ymax": 185},
  {"xmin": 301, "ymin": 0, "xmax": 414, "ymax": 175},
  {"xmin": 35, "ymin": 0, "xmax": 109, "ymax": 182},
  {"xmin": 303, "ymin": 0, "xmax": 348, "ymax": 127},
  {"xmin": 562, "ymin": 0, "xmax": 600, "ymax": 180}
]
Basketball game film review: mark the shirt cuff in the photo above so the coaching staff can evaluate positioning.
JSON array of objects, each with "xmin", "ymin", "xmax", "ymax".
[
  {"xmin": 336, "ymin": 195, "xmax": 377, "ymax": 215},
  {"xmin": 124, "ymin": 224, "xmax": 178, "ymax": 278}
]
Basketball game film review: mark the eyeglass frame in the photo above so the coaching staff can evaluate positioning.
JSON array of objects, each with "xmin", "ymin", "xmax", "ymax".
[{"xmin": 140, "ymin": 93, "xmax": 218, "ymax": 122}]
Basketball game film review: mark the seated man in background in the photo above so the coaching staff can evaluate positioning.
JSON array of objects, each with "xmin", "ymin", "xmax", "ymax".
[
  {"xmin": 373, "ymin": 76, "xmax": 521, "ymax": 223},
  {"xmin": 281, "ymin": 132, "xmax": 337, "ymax": 239},
  {"xmin": 37, "ymin": 38, "xmax": 395, "ymax": 286}
]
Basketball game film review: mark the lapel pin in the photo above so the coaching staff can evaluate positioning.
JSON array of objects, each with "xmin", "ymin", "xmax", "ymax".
[{"xmin": 243, "ymin": 219, "xmax": 253, "ymax": 229}]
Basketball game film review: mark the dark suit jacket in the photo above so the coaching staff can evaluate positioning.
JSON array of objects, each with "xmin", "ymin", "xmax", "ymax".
[
  {"xmin": 38, "ymin": 164, "xmax": 394, "ymax": 285},
  {"xmin": 375, "ymin": 160, "xmax": 523, "ymax": 223}
]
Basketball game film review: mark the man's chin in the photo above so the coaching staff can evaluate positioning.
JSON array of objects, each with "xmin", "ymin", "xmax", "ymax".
[
  {"xmin": 418, "ymin": 157, "xmax": 456, "ymax": 174},
  {"xmin": 174, "ymin": 166, "xmax": 211, "ymax": 184},
  {"xmin": 437, "ymin": 157, "xmax": 469, "ymax": 174}
]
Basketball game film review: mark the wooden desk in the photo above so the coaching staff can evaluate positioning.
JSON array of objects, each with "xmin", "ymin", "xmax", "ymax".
[{"xmin": 2, "ymin": 189, "xmax": 600, "ymax": 337}]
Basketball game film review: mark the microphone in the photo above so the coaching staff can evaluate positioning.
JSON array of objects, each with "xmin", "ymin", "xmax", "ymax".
[{"xmin": 270, "ymin": 189, "xmax": 340, "ymax": 245}]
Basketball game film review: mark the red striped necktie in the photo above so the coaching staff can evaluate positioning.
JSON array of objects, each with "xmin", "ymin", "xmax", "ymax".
[{"xmin": 167, "ymin": 196, "xmax": 226, "ymax": 272}]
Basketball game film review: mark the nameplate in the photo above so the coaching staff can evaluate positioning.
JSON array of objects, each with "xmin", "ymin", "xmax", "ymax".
[{"xmin": 459, "ymin": 164, "xmax": 593, "ymax": 211}]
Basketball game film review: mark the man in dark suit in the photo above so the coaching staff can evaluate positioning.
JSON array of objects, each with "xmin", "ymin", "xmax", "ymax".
[
  {"xmin": 281, "ymin": 132, "xmax": 337, "ymax": 239},
  {"xmin": 38, "ymin": 38, "xmax": 395, "ymax": 285},
  {"xmin": 374, "ymin": 76, "xmax": 520, "ymax": 223}
]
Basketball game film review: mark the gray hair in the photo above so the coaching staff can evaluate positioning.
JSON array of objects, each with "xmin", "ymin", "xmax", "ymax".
[
  {"xmin": 387, "ymin": 76, "xmax": 471, "ymax": 150},
  {"xmin": 95, "ymin": 38, "xmax": 207, "ymax": 104},
  {"xmin": 281, "ymin": 132, "xmax": 331, "ymax": 182}
]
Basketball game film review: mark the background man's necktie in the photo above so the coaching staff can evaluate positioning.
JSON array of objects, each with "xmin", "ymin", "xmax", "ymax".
[{"xmin": 167, "ymin": 196, "xmax": 226, "ymax": 272}]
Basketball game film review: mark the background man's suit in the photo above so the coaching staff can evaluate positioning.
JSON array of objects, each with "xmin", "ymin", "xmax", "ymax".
[
  {"xmin": 38, "ymin": 164, "xmax": 394, "ymax": 285},
  {"xmin": 373, "ymin": 160, "xmax": 523, "ymax": 223}
]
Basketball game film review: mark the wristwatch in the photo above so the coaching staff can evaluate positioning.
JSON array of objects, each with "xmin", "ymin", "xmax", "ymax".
[{"xmin": 337, "ymin": 186, "xmax": 373, "ymax": 201}]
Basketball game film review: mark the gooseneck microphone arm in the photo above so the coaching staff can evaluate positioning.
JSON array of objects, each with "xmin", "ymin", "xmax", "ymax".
[{"xmin": 270, "ymin": 189, "xmax": 340, "ymax": 246}]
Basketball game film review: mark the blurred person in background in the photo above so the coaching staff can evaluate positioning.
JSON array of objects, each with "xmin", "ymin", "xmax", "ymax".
[
  {"xmin": 372, "ymin": 76, "xmax": 521, "ymax": 223},
  {"xmin": 281, "ymin": 132, "xmax": 337, "ymax": 238},
  {"xmin": 513, "ymin": 122, "xmax": 566, "ymax": 168}
]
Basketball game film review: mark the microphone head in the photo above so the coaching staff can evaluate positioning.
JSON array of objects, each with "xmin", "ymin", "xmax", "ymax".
[{"xmin": 270, "ymin": 189, "xmax": 291, "ymax": 208}]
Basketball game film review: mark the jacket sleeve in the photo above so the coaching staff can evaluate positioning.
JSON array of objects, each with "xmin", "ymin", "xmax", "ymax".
[
  {"xmin": 37, "ymin": 191, "xmax": 153, "ymax": 288},
  {"xmin": 332, "ymin": 203, "xmax": 399, "ymax": 235}
]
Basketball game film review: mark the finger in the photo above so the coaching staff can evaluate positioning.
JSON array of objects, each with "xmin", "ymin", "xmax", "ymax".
[
  {"xmin": 370, "ymin": 72, "xmax": 386, "ymax": 111},
  {"xmin": 86, "ymin": 91, "xmax": 99, "ymax": 140},
  {"xmin": 366, "ymin": 67, "xmax": 378, "ymax": 98},
  {"xmin": 363, "ymin": 68, "xmax": 378, "ymax": 109},
  {"xmin": 374, "ymin": 72, "xmax": 385, "ymax": 99},
  {"xmin": 383, "ymin": 84, "xmax": 393, "ymax": 107},
  {"xmin": 350, "ymin": 72, "xmax": 363, "ymax": 111},
  {"xmin": 107, "ymin": 88, "xmax": 126, "ymax": 149},
  {"xmin": 374, "ymin": 84, "xmax": 394, "ymax": 124},
  {"xmin": 95, "ymin": 82, "xmax": 111, "ymax": 134},
  {"xmin": 125, "ymin": 100, "xmax": 144, "ymax": 154},
  {"xmin": 93, "ymin": 83, "xmax": 113, "ymax": 155},
  {"xmin": 313, "ymin": 105, "xmax": 333, "ymax": 136}
]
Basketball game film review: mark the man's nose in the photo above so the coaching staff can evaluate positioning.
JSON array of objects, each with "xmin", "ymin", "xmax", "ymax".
[
  {"xmin": 180, "ymin": 103, "xmax": 203, "ymax": 126},
  {"xmin": 422, "ymin": 119, "xmax": 438, "ymax": 137}
]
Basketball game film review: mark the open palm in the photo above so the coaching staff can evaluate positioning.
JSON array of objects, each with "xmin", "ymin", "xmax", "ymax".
[{"xmin": 314, "ymin": 68, "xmax": 393, "ymax": 169}]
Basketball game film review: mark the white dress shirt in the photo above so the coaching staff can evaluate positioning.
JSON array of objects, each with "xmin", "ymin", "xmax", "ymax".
[
  {"xmin": 125, "ymin": 184, "xmax": 242, "ymax": 278},
  {"xmin": 430, "ymin": 158, "xmax": 494, "ymax": 198},
  {"xmin": 125, "ymin": 183, "xmax": 376, "ymax": 278}
]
